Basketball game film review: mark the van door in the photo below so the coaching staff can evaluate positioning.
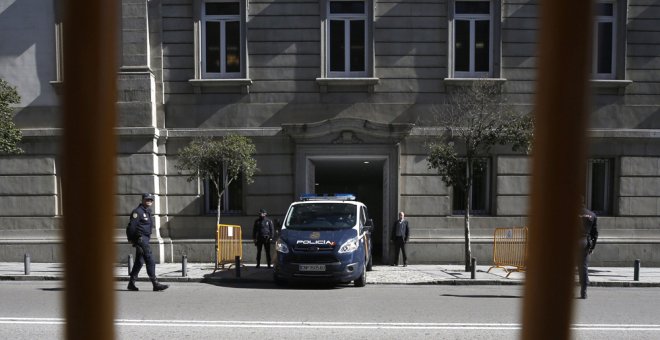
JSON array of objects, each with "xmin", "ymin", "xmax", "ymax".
[{"xmin": 360, "ymin": 206, "xmax": 374, "ymax": 271}]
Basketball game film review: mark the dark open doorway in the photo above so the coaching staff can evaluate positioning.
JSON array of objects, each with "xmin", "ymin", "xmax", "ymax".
[{"xmin": 313, "ymin": 159, "xmax": 385, "ymax": 264}]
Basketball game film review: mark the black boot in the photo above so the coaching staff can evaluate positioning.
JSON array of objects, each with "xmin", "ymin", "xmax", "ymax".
[
  {"xmin": 580, "ymin": 289, "xmax": 587, "ymax": 299},
  {"xmin": 151, "ymin": 279, "xmax": 169, "ymax": 292},
  {"xmin": 127, "ymin": 277, "xmax": 139, "ymax": 291}
]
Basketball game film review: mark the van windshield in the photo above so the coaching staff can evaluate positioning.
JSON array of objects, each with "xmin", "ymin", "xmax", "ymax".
[{"xmin": 285, "ymin": 203, "xmax": 357, "ymax": 230}]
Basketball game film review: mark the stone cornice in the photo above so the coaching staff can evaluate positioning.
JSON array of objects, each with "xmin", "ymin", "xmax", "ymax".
[
  {"xmin": 164, "ymin": 128, "xmax": 282, "ymax": 138},
  {"xmin": 19, "ymin": 127, "xmax": 660, "ymax": 140},
  {"xmin": 589, "ymin": 129, "xmax": 660, "ymax": 139},
  {"xmin": 411, "ymin": 127, "xmax": 660, "ymax": 139},
  {"xmin": 21, "ymin": 127, "xmax": 163, "ymax": 138}
]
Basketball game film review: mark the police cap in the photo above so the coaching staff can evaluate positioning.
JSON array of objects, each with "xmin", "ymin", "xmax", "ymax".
[{"xmin": 142, "ymin": 193, "xmax": 155, "ymax": 201}]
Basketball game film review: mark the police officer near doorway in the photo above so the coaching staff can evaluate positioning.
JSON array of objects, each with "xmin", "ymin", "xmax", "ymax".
[
  {"xmin": 578, "ymin": 201, "xmax": 599, "ymax": 299},
  {"xmin": 127, "ymin": 193, "xmax": 169, "ymax": 292},
  {"xmin": 253, "ymin": 208, "xmax": 274, "ymax": 268},
  {"xmin": 391, "ymin": 211, "xmax": 410, "ymax": 266}
]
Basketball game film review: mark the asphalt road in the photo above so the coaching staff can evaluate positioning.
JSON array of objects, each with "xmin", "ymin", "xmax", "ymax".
[{"xmin": 1, "ymin": 281, "xmax": 659, "ymax": 339}]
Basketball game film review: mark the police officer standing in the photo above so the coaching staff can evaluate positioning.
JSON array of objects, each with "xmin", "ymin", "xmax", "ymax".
[
  {"xmin": 127, "ymin": 193, "xmax": 169, "ymax": 292},
  {"xmin": 391, "ymin": 211, "xmax": 410, "ymax": 266},
  {"xmin": 578, "ymin": 203, "xmax": 599, "ymax": 299},
  {"xmin": 253, "ymin": 208, "xmax": 274, "ymax": 268}
]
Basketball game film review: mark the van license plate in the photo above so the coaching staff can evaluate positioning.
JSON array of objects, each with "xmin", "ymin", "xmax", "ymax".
[{"xmin": 299, "ymin": 264, "xmax": 325, "ymax": 272}]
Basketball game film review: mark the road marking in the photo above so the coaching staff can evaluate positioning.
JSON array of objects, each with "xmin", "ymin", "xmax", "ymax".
[
  {"xmin": 0, "ymin": 318, "xmax": 63, "ymax": 325},
  {"xmin": 2, "ymin": 318, "xmax": 660, "ymax": 331}
]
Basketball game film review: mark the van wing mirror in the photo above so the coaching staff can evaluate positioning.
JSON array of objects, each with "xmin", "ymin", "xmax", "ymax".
[{"xmin": 364, "ymin": 219, "xmax": 374, "ymax": 231}]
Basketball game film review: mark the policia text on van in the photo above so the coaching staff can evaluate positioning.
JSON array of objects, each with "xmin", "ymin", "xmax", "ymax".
[{"xmin": 273, "ymin": 194, "xmax": 374, "ymax": 287}]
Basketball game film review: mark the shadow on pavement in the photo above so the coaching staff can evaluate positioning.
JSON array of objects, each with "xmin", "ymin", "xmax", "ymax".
[
  {"xmin": 201, "ymin": 271, "xmax": 352, "ymax": 290},
  {"xmin": 441, "ymin": 294, "xmax": 522, "ymax": 299},
  {"xmin": 40, "ymin": 287, "xmax": 64, "ymax": 292},
  {"xmin": 588, "ymin": 269, "xmax": 628, "ymax": 278}
]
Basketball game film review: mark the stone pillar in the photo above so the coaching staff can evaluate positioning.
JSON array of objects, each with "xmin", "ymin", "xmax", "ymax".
[
  {"xmin": 116, "ymin": 0, "xmax": 167, "ymax": 262},
  {"xmin": 117, "ymin": 0, "xmax": 156, "ymax": 128}
]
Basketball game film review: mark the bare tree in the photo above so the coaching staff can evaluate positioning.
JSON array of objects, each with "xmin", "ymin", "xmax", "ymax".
[
  {"xmin": 427, "ymin": 80, "xmax": 533, "ymax": 271},
  {"xmin": 176, "ymin": 135, "xmax": 258, "ymax": 225}
]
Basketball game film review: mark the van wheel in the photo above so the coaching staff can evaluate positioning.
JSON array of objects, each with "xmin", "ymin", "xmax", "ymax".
[
  {"xmin": 366, "ymin": 254, "xmax": 373, "ymax": 271},
  {"xmin": 354, "ymin": 264, "xmax": 366, "ymax": 287}
]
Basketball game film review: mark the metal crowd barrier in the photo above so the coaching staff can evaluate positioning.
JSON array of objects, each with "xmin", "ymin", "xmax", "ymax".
[
  {"xmin": 487, "ymin": 227, "xmax": 528, "ymax": 277},
  {"xmin": 215, "ymin": 224, "xmax": 243, "ymax": 271}
]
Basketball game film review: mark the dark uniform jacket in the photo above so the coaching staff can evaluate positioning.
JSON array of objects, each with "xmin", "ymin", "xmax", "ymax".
[
  {"xmin": 253, "ymin": 217, "xmax": 274, "ymax": 241},
  {"xmin": 391, "ymin": 219, "xmax": 410, "ymax": 242},
  {"xmin": 129, "ymin": 204, "xmax": 154, "ymax": 240},
  {"xmin": 579, "ymin": 208, "xmax": 599, "ymax": 250}
]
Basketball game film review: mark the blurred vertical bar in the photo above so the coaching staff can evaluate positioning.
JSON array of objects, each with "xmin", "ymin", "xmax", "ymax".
[
  {"xmin": 521, "ymin": 0, "xmax": 594, "ymax": 339},
  {"xmin": 62, "ymin": 0, "xmax": 117, "ymax": 339}
]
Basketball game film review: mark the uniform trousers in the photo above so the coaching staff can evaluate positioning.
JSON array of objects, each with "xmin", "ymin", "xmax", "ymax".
[
  {"xmin": 256, "ymin": 236, "xmax": 271, "ymax": 266},
  {"xmin": 577, "ymin": 237, "xmax": 590, "ymax": 296},
  {"xmin": 130, "ymin": 235, "xmax": 156, "ymax": 280}
]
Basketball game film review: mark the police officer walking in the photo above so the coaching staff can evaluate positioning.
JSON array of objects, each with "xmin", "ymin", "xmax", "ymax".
[
  {"xmin": 578, "ymin": 203, "xmax": 599, "ymax": 299},
  {"xmin": 126, "ymin": 193, "xmax": 169, "ymax": 292},
  {"xmin": 391, "ymin": 211, "xmax": 410, "ymax": 267},
  {"xmin": 253, "ymin": 208, "xmax": 274, "ymax": 268}
]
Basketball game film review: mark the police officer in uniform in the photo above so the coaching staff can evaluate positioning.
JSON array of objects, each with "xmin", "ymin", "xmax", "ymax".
[
  {"xmin": 253, "ymin": 208, "xmax": 274, "ymax": 268},
  {"xmin": 391, "ymin": 211, "xmax": 410, "ymax": 266},
  {"xmin": 127, "ymin": 193, "xmax": 169, "ymax": 291},
  {"xmin": 578, "ymin": 203, "xmax": 598, "ymax": 299}
]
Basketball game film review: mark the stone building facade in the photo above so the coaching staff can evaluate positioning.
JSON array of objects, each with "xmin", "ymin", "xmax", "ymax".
[{"xmin": 1, "ymin": 0, "xmax": 659, "ymax": 265}]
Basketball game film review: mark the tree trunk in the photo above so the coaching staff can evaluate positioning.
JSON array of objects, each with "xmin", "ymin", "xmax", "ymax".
[
  {"xmin": 216, "ymin": 173, "xmax": 233, "ymax": 226},
  {"xmin": 216, "ymin": 194, "xmax": 221, "ymax": 226},
  {"xmin": 213, "ymin": 176, "xmax": 226, "ymax": 227},
  {"xmin": 215, "ymin": 188, "xmax": 222, "ymax": 226},
  {"xmin": 464, "ymin": 160, "xmax": 473, "ymax": 272}
]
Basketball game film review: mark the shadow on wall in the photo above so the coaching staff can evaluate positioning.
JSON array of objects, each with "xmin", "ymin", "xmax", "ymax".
[{"xmin": 0, "ymin": 0, "xmax": 61, "ymax": 128}]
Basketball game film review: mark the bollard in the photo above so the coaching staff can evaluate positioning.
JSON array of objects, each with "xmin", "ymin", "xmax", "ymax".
[
  {"xmin": 471, "ymin": 257, "xmax": 477, "ymax": 279},
  {"xmin": 235, "ymin": 256, "xmax": 241, "ymax": 278},
  {"xmin": 128, "ymin": 254, "xmax": 133, "ymax": 276},
  {"xmin": 182, "ymin": 255, "xmax": 188, "ymax": 277},
  {"xmin": 24, "ymin": 253, "xmax": 31, "ymax": 275},
  {"xmin": 634, "ymin": 259, "xmax": 640, "ymax": 281}
]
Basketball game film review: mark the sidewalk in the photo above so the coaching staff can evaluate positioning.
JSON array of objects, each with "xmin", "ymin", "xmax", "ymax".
[{"xmin": 1, "ymin": 262, "xmax": 660, "ymax": 287}]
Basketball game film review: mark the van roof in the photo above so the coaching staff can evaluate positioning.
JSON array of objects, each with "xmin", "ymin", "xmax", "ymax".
[{"xmin": 299, "ymin": 193, "xmax": 357, "ymax": 202}]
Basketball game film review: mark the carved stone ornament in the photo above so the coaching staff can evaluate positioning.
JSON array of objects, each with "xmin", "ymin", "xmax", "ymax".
[{"xmin": 332, "ymin": 130, "xmax": 364, "ymax": 144}]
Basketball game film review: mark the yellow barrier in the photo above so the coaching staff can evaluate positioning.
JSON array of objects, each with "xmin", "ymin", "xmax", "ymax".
[
  {"xmin": 487, "ymin": 227, "xmax": 528, "ymax": 277},
  {"xmin": 215, "ymin": 224, "xmax": 243, "ymax": 271}
]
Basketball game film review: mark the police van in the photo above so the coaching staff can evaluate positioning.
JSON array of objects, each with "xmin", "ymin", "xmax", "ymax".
[{"xmin": 273, "ymin": 194, "xmax": 374, "ymax": 287}]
